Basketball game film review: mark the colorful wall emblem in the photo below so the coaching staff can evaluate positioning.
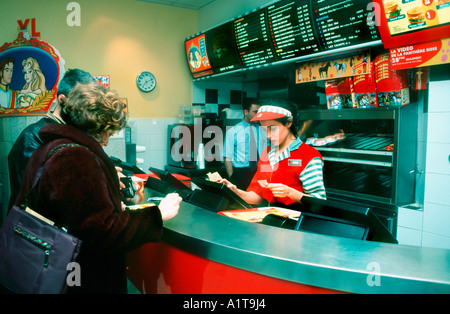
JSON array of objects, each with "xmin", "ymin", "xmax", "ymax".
[{"xmin": 0, "ymin": 33, "xmax": 65, "ymax": 115}]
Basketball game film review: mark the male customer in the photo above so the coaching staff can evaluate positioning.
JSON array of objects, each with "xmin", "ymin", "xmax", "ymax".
[
  {"xmin": 224, "ymin": 98, "xmax": 268, "ymax": 190},
  {"xmin": 8, "ymin": 68, "xmax": 97, "ymax": 210}
]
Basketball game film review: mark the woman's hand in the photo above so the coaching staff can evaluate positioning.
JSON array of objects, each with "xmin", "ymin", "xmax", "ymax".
[
  {"xmin": 266, "ymin": 183, "xmax": 304, "ymax": 202},
  {"xmin": 158, "ymin": 193, "xmax": 182, "ymax": 221},
  {"xmin": 266, "ymin": 183, "xmax": 292, "ymax": 198},
  {"xmin": 116, "ymin": 167, "xmax": 126, "ymax": 189},
  {"xmin": 217, "ymin": 178, "xmax": 238, "ymax": 194}
]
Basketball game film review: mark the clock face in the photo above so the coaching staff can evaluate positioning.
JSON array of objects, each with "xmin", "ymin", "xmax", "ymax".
[{"xmin": 136, "ymin": 71, "xmax": 156, "ymax": 92}]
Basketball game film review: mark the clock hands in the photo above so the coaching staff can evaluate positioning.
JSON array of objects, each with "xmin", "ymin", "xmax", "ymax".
[{"xmin": 137, "ymin": 72, "xmax": 155, "ymax": 92}]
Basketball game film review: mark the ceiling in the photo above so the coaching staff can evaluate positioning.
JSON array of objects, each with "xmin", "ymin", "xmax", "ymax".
[{"xmin": 137, "ymin": 0, "xmax": 217, "ymax": 10}]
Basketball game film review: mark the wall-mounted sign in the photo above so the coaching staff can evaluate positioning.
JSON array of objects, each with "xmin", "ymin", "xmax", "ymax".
[
  {"xmin": 390, "ymin": 37, "xmax": 450, "ymax": 70},
  {"xmin": 185, "ymin": 0, "xmax": 381, "ymax": 79},
  {"xmin": 375, "ymin": 0, "xmax": 450, "ymax": 49},
  {"xmin": 295, "ymin": 52, "xmax": 371, "ymax": 83},
  {"xmin": 0, "ymin": 33, "xmax": 65, "ymax": 115},
  {"xmin": 185, "ymin": 34, "xmax": 213, "ymax": 78},
  {"xmin": 94, "ymin": 75, "xmax": 110, "ymax": 89}
]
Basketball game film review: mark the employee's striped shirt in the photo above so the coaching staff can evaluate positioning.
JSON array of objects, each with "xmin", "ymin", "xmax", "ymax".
[
  {"xmin": 267, "ymin": 137, "xmax": 326, "ymax": 200},
  {"xmin": 248, "ymin": 136, "xmax": 326, "ymax": 205}
]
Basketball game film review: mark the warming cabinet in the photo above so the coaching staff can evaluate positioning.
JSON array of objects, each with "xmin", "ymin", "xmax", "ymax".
[{"xmin": 299, "ymin": 105, "xmax": 418, "ymax": 234}]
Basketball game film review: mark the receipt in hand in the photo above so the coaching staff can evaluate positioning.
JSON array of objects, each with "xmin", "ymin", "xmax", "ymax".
[
  {"xmin": 206, "ymin": 172, "xmax": 223, "ymax": 182},
  {"xmin": 258, "ymin": 180, "xmax": 268, "ymax": 187}
]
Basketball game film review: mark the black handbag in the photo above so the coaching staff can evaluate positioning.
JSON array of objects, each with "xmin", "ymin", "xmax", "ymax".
[{"xmin": 0, "ymin": 144, "xmax": 84, "ymax": 294}]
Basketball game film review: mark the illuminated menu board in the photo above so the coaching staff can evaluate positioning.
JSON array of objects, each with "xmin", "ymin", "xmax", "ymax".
[
  {"xmin": 267, "ymin": 0, "xmax": 320, "ymax": 60},
  {"xmin": 186, "ymin": 0, "xmax": 384, "ymax": 76},
  {"xmin": 312, "ymin": 0, "xmax": 380, "ymax": 51},
  {"xmin": 382, "ymin": 0, "xmax": 450, "ymax": 37},
  {"xmin": 374, "ymin": 0, "xmax": 450, "ymax": 49},
  {"xmin": 234, "ymin": 11, "xmax": 277, "ymax": 67},
  {"xmin": 205, "ymin": 22, "xmax": 242, "ymax": 74}
]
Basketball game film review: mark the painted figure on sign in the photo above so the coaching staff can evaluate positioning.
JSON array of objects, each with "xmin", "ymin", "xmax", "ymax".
[
  {"xmin": 17, "ymin": 57, "xmax": 47, "ymax": 108},
  {"xmin": 0, "ymin": 58, "xmax": 17, "ymax": 109}
]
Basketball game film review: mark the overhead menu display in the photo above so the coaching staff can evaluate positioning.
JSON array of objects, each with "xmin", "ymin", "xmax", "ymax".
[
  {"xmin": 382, "ymin": 0, "xmax": 450, "ymax": 37},
  {"xmin": 311, "ymin": 0, "xmax": 380, "ymax": 51},
  {"xmin": 186, "ymin": 0, "xmax": 383, "ymax": 77},
  {"xmin": 267, "ymin": 0, "xmax": 320, "ymax": 60},
  {"xmin": 205, "ymin": 22, "xmax": 242, "ymax": 75},
  {"xmin": 374, "ymin": 0, "xmax": 450, "ymax": 49},
  {"xmin": 234, "ymin": 11, "xmax": 277, "ymax": 67}
]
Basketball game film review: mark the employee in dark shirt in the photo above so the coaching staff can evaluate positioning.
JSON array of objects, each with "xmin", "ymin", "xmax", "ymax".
[{"xmin": 7, "ymin": 69, "xmax": 97, "ymax": 210}]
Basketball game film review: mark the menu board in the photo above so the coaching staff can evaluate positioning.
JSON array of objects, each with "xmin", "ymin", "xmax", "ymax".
[
  {"xmin": 185, "ymin": 34, "xmax": 213, "ymax": 78},
  {"xmin": 205, "ymin": 22, "xmax": 242, "ymax": 75},
  {"xmin": 375, "ymin": 0, "xmax": 450, "ymax": 48},
  {"xmin": 233, "ymin": 10, "xmax": 277, "ymax": 67},
  {"xmin": 186, "ymin": 0, "xmax": 385, "ymax": 77},
  {"xmin": 267, "ymin": 0, "xmax": 320, "ymax": 60},
  {"xmin": 311, "ymin": 0, "xmax": 380, "ymax": 51},
  {"xmin": 382, "ymin": 0, "xmax": 450, "ymax": 37}
]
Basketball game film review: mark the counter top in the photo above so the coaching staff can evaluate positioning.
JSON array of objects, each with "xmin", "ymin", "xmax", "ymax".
[{"xmin": 159, "ymin": 199, "xmax": 450, "ymax": 294}]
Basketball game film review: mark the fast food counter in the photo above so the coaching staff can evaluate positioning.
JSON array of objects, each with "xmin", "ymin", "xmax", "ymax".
[{"xmin": 126, "ymin": 188, "xmax": 450, "ymax": 294}]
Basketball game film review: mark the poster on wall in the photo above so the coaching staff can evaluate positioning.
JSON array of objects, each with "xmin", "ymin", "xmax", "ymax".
[
  {"xmin": 185, "ymin": 34, "xmax": 213, "ymax": 78},
  {"xmin": 295, "ymin": 52, "xmax": 371, "ymax": 83},
  {"xmin": 94, "ymin": 75, "xmax": 110, "ymax": 89},
  {"xmin": 0, "ymin": 33, "xmax": 65, "ymax": 116}
]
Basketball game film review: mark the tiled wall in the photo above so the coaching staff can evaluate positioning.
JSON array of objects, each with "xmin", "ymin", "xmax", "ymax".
[
  {"xmin": 397, "ymin": 80, "xmax": 450, "ymax": 249},
  {"xmin": 422, "ymin": 80, "xmax": 450, "ymax": 248},
  {"xmin": 126, "ymin": 118, "xmax": 178, "ymax": 172}
]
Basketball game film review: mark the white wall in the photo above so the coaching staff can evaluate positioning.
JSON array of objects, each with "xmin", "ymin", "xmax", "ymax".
[
  {"xmin": 198, "ymin": 0, "xmax": 276, "ymax": 30},
  {"xmin": 423, "ymin": 80, "xmax": 450, "ymax": 248},
  {"xmin": 397, "ymin": 80, "xmax": 450, "ymax": 249}
]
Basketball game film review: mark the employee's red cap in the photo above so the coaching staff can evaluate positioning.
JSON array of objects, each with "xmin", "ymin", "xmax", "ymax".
[{"xmin": 251, "ymin": 105, "xmax": 293, "ymax": 122}]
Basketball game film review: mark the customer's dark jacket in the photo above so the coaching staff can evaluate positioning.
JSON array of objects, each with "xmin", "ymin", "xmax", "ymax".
[
  {"xmin": 16, "ymin": 123, "xmax": 163, "ymax": 294},
  {"xmin": 8, "ymin": 117, "xmax": 56, "ymax": 210}
]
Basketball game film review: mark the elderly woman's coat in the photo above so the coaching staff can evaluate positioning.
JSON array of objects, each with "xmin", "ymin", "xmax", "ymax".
[{"xmin": 16, "ymin": 123, "xmax": 163, "ymax": 294}]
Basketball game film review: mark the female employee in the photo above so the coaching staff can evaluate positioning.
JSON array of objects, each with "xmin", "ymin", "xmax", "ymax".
[
  {"xmin": 219, "ymin": 99, "xmax": 326, "ymax": 206},
  {"xmin": 15, "ymin": 84, "xmax": 181, "ymax": 294}
]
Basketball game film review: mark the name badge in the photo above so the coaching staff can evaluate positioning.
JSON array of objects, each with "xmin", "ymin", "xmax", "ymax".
[{"xmin": 288, "ymin": 159, "xmax": 302, "ymax": 167}]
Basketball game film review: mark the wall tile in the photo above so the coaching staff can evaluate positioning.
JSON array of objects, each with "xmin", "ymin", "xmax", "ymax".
[
  {"xmin": 128, "ymin": 118, "xmax": 177, "ymax": 173},
  {"xmin": 425, "ymin": 142, "xmax": 450, "ymax": 175},
  {"xmin": 427, "ymin": 112, "xmax": 450, "ymax": 144},
  {"xmin": 423, "ymin": 202, "xmax": 450, "ymax": 238},
  {"xmin": 429, "ymin": 81, "xmax": 450, "ymax": 113},
  {"xmin": 397, "ymin": 227, "xmax": 422, "ymax": 247},
  {"xmin": 424, "ymin": 173, "xmax": 450, "ymax": 206},
  {"xmin": 398, "ymin": 207, "xmax": 423, "ymax": 230},
  {"xmin": 422, "ymin": 232, "xmax": 450, "ymax": 250}
]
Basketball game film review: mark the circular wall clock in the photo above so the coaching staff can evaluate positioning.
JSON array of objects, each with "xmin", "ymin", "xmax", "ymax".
[{"xmin": 136, "ymin": 71, "xmax": 156, "ymax": 92}]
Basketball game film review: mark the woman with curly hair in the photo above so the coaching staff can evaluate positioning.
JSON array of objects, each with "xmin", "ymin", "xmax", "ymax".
[{"xmin": 15, "ymin": 84, "xmax": 181, "ymax": 293}]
